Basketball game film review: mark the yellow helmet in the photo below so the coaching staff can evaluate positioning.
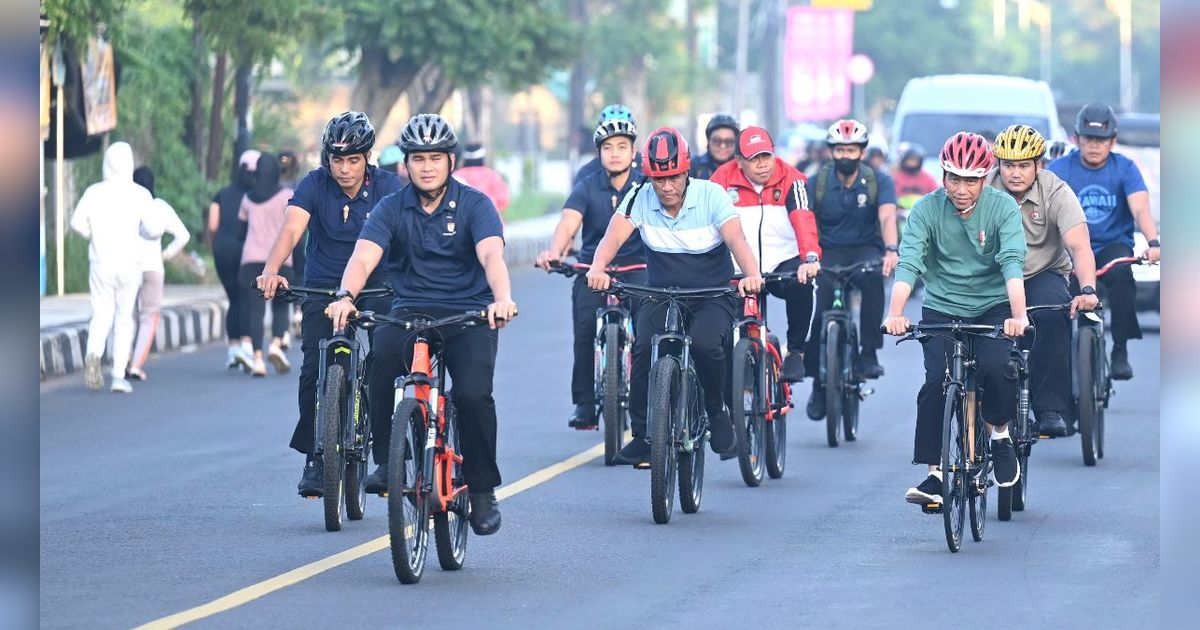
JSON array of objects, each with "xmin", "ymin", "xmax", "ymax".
[{"xmin": 993, "ymin": 124, "xmax": 1046, "ymax": 161}]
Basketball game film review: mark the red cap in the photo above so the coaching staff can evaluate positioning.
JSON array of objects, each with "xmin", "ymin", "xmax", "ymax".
[{"xmin": 738, "ymin": 126, "xmax": 774, "ymax": 159}]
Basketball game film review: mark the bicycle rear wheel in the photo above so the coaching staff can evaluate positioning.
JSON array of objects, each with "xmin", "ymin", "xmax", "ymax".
[
  {"xmin": 941, "ymin": 384, "xmax": 966, "ymax": 552},
  {"xmin": 649, "ymin": 358, "xmax": 681, "ymax": 524},
  {"xmin": 388, "ymin": 398, "xmax": 430, "ymax": 584},
  {"xmin": 732, "ymin": 338, "xmax": 765, "ymax": 487},
  {"xmin": 969, "ymin": 412, "xmax": 988, "ymax": 542},
  {"xmin": 435, "ymin": 398, "xmax": 469, "ymax": 571},
  {"xmin": 678, "ymin": 369, "xmax": 706, "ymax": 514},
  {"xmin": 824, "ymin": 320, "xmax": 843, "ymax": 448},
  {"xmin": 603, "ymin": 324, "xmax": 626, "ymax": 466},
  {"xmin": 765, "ymin": 336, "xmax": 787, "ymax": 479},
  {"xmin": 1076, "ymin": 326, "xmax": 1100, "ymax": 466},
  {"xmin": 321, "ymin": 365, "xmax": 346, "ymax": 532},
  {"xmin": 346, "ymin": 383, "xmax": 368, "ymax": 521}
]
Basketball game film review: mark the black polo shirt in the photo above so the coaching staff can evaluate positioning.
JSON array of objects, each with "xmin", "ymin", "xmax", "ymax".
[
  {"xmin": 572, "ymin": 153, "xmax": 642, "ymax": 188},
  {"xmin": 290, "ymin": 165, "xmax": 404, "ymax": 287},
  {"xmin": 564, "ymin": 170, "xmax": 647, "ymax": 265},
  {"xmin": 360, "ymin": 178, "xmax": 504, "ymax": 311},
  {"xmin": 805, "ymin": 165, "xmax": 897, "ymax": 252}
]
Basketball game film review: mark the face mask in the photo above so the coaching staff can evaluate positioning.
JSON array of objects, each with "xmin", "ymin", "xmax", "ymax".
[{"xmin": 834, "ymin": 157, "xmax": 859, "ymax": 176}]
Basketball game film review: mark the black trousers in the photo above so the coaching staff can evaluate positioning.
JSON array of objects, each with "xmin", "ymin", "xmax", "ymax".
[
  {"xmin": 367, "ymin": 307, "xmax": 502, "ymax": 492},
  {"xmin": 570, "ymin": 269, "xmax": 647, "ymax": 406},
  {"xmin": 804, "ymin": 245, "xmax": 885, "ymax": 377},
  {"xmin": 1093, "ymin": 242, "xmax": 1142, "ymax": 346},
  {"xmin": 288, "ymin": 292, "xmax": 392, "ymax": 457},
  {"xmin": 766, "ymin": 256, "xmax": 816, "ymax": 351},
  {"xmin": 629, "ymin": 295, "xmax": 737, "ymax": 439},
  {"xmin": 238, "ymin": 263, "xmax": 292, "ymax": 351},
  {"xmin": 913, "ymin": 305, "xmax": 1018, "ymax": 466},
  {"xmin": 214, "ymin": 238, "xmax": 245, "ymax": 341},
  {"xmin": 1025, "ymin": 271, "xmax": 1071, "ymax": 415}
]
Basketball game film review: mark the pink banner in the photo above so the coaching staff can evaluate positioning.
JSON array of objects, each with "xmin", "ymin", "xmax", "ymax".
[{"xmin": 783, "ymin": 7, "xmax": 854, "ymax": 122}]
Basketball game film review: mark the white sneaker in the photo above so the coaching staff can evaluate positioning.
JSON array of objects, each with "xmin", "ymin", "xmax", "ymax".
[
  {"xmin": 233, "ymin": 346, "xmax": 254, "ymax": 373},
  {"xmin": 268, "ymin": 345, "xmax": 291, "ymax": 373},
  {"xmin": 110, "ymin": 377, "xmax": 133, "ymax": 393},
  {"xmin": 84, "ymin": 355, "xmax": 103, "ymax": 391},
  {"xmin": 280, "ymin": 330, "xmax": 292, "ymax": 351},
  {"xmin": 225, "ymin": 347, "xmax": 240, "ymax": 370},
  {"xmin": 250, "ymin": 357, "xmax": 267, "ymax": 377}
]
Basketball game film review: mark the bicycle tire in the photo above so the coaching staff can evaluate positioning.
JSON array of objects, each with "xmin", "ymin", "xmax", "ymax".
[
  {"xmin": 842, "ymin": 333, "xmax": 860, "ymax": 442},
  {"xmin": 434, "ymin": 398, "xmax": 469, "ymax": 571},
  {"xmin": 1077, "ymin": 326, "xmax": 1099, "ymax": 466},
  {"xmin": 321, "ymin": 365, "xmax": 346, "ymax": 532},
  {"xmin": 824, "ymin": 320, "xmax": 842, "ymax": 448},
  {"xmin": 649, "ymin": 357, "xmax": 681, "ymax": 524},
  {"xmin": 1096, "ymin": 335, "xmax": 1107, "ymax": 460},
  {"xmin": 345, "ymin": 383, "xmax": 368, "ymax": 521},
  {"xmin": 603, "ymin": 324, "xmax": 626, "ymax": 466},
  {"xmin": 765, "ymin": 336, "xmax": 787, "ymax": 479},
  {"xmin": 969, "ymin": 409, "xmax": 988, "ymax": 542},
  {"xmin": 388, "ymin": 398, "xmax": 429, "ymax": 584},
  {"xmin": 678, "ymin": 369, "xmax": 706, "ymax": 514},
  {"xmin": 998, "ymin": 406, "xmax": 1018, "ymax": 520},
  {"xmin": 1011, "ymin": 409, "xmax": 1029, "ymax": 513},
  {"xmin": 732, "ymin": 338, "xmax": 765, "ymax": 487},
  {"xmin": 941, "ymin": 384, "xmax": 965, "ymax": 553}
]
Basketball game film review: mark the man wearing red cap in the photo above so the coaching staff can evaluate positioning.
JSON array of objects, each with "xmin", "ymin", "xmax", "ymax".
[{"xmin": 710, "ymin": 126, "xmax": 821, "ymax": 382}]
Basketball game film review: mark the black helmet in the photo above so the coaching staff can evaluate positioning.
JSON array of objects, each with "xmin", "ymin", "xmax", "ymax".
[
  {"xmin": 896, "ymin": 141, "xmax": 926, "ymax": 163},
  {"xmin": 399, "ymin": 114, "xmax": 458, "ymax": 153},
  {"xmin": 322, "ymin": 111, "xmax": 375, "ymax": 156},
  {"xmin": 705, "ymin": 113, "xmax": 740, "ymax": 138},
  {"xmin": 1075, "ymin": 102, "xmax": 1118, "ymax": 139}
]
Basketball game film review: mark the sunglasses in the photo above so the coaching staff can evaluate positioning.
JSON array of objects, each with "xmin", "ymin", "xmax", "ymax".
[{"xmin": 709, "ymin": 138, "xmax": 736, "ymax": 147}]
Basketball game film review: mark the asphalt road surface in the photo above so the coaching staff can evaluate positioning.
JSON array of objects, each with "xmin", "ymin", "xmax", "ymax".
[{"xmin": 40, "ymin": 270, "xmax": 1160, "ymax": 629}]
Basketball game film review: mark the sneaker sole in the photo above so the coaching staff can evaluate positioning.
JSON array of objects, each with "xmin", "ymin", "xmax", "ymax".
[
  {"xmin": 85, "ymin": 364, "xmax": 103, "ymax": 391},
  {"xmin": 906, "ymin": 489, "xmax": 941, "ymax": 505},
  {"xmin": 268, "ymin": 354, "xmax": 291, "ymax": 374}
]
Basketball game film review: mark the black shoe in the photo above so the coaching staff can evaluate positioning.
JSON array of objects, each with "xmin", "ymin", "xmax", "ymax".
[
  {"xmin": 567, "ymin": 403, "xmax": 598, "ymax": 430},
  {"xmin": 905, "ymin": 474, "xmax": 943, "ymax": 505},
  {"xmin": 708, "ymin": 407, "xmax": 739, "ymax": 460},
  {"xmin": 298, "ymin": 456, "xmax": 323, "ymax": 498},
  {"xmin": 806, "ymin": 383, "xmax": 825, "ymax": 420},
  {"xmin": 860, "ymin": 350, "xmax": 884, "ymax": 379},
  {"xmin": 992, "ymin": 437, "xmax": 1021, "ymax": 487},
  {"xmin": 364, "ymin": 463, "xmax": 388, "ymax": 495},
  {"xmin": 468, "ymin": 491, "xmax": 501, "ymax": 535},
  {"xmin": 1111, "ymin": 346, "xmax": 1133, "ymax": 381},
  {"xmin": 781, "ymin": 353, "xmax": 805, "ymax": 383},
  {"xmin": 616, "ymin": 438, "xmax": 651, "ymax": 467},
  {"xmin": 1035, "ymin": 411, "xmax": 1069, "ymax": 437}
]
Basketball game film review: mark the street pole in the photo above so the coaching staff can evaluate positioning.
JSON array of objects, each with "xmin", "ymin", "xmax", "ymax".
[
  {"xmin": 1119, "ymin": 0, "xmax": 1133, "ymax": 111},
  {"xmin": 55, "ymin": 62, "xmax": 65, "ymax": 296},
  {"xmin": 1040, "ymin": 8, "xmax": 1052, "ymax": 85},
  {"xmin": 733, "ymin": 0, "xmax": 749, "ymax": 117}
]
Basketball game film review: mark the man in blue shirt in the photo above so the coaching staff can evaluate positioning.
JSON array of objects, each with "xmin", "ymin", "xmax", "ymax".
[
  {"xmin": 257, "ymin": 112, "xmax": 403, "ymax": 498},
  {"xmin": 1048, "ymin": 103, "xmax": 1161, "ymax": 380},
  {"xmin": 537, "ymin": 117, "xmax": 647, "ymax": 430},
  {"xmin": 326, "ymin": 114, "xmax": 516, "ymax": 536}
]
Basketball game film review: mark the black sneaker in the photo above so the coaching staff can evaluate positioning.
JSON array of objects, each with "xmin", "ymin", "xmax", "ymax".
[
  {"xmin": 708, "ymin": 407, "xmax": 739, "ymax": 460},
  {"xmin": 616, "ymin": 438, "xmax": 651, "ymax": 467},
  {"xmin": 781, "ymin": 353, "xmax": 805, "ymax": 383},
  {"xmin": 806, "ymin": 383, "xmax": 825, "ymax": 420},
  {"xmin": 1111, "ymin": 346, "xmax": 1133, "ymax": 381},
  {"xmin": 992, "ymin": 437, "xmax": 1021, "ymax": 487},
  {"xmin": 1035, "ymin": 411, "xmax": 1069, "ymax": 437},
  {"xmin": 298, "ymin": 456, "xmax": 323, "ymax": 498},
  {"xmin": 905, "ymin": 474, "xmax": 943, "ymax": 505},
  {"xmin": 468, "ymin": 491, "xmax": 501, "ymax": 535},
  {"xmin": 364, "ymin": 463, "xmax": 388, "ymax": 495},
  {"xmin": 568, "ymin": 403, "xmax": 598, "ymax": 430},
  {"xmin": 860, "ymin": 350, "xmax": 884, "ymax": 379}
]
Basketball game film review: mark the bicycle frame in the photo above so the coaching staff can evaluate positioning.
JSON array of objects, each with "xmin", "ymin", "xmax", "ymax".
[
  {"xmin": 731, "ymin": 277, "xmax": 792, "ymax": 421},
  {"xmin": 393, "ymin": 330, "xmax": 464, "ymax": 515},
  {"xmin": 817, "ymin": 262, "xmax": 881, "ymax": 390},
  {"xmin": 314, "ymin": 326, "xmax": 371, "ymax": 460}
]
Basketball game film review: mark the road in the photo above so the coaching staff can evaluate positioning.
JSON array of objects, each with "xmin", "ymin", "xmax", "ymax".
[{"xmin": 40, "ymin": 270, "xmax": 1160, "ymax": 629}]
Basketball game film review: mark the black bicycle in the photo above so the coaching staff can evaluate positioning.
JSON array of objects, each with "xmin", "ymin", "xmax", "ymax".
[
  {"xmin": 270, "ymin": 285, "xmax": 393, "ymax": 532},
  {"xmin": 815, "ymin": 261, "xmax": 882, "ymax": 448},
  {"xmin": 601, "ymin": 280, "xmax": 738, "ymax": 524}
]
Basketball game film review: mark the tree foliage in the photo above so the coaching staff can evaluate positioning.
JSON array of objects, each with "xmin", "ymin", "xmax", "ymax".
[
  {"xmin": 185, "ymin": 0, "xmax": 317, "ymax": 65},
  {"xmin": 42, "ymin": 0, "xmax": 127, "ymax": 46}
]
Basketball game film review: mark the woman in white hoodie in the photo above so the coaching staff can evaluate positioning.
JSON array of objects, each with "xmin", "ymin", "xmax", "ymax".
[{"xmin": 69, "ymin": 142, "xmax": 164, "ymax": 393}]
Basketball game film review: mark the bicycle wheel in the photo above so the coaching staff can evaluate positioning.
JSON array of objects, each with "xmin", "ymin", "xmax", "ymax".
[
  {"xmin": 1076, "ymin": 326, "xmax": 1099, "ymax": 466},
  {"xmin": 321, "ymin": 365, "xmax": 346, "ymax": 532},
  {"xmin": 824, "ymin": 320, "xmax": 843, "ymax": 448},
  {"xmin": 435, "ymin": 398, "xmax": 469, "ymax": 571},
  {"xmin": 649, "ymin": 357, "xmax": 681, "ymax": 524},
  {"xmin": 1095, "ymin": 333, "xmax": 1107, "ymax": 460},
  {"xmin": 345, "ymin": 383, "xmax": 368, "ymax": 521},
  {"xmin": 679, "ymin": 369, "xmax": 707, "ymax": 514},
  {"xmin": 842, "ymin": 334, "xmax": 860, "ymax": 442},
  {"xmin": 731, "ymin": 338, "xmax": 765, "ymax": 487},
  {"xmin": 1011, "ymin": 406, "xmax": 1030, "ymax": 513},
  {"xmin": 603, "ymin": 324, "xmax": 626, "ymax": 466},
  {"xmin": 941, "ymin": 384, "xmax": 966, "ymax": 553},
  {"xmin": 388, "ymin": 398, "xmax": 429, "ymax": 584},
  {"xmin": 765, "ymin": 336, "xmax": 787, "ymax": 479},
  {"xmin": 969, "ymin": 412, "xmax": 988, "ymax": 542}
]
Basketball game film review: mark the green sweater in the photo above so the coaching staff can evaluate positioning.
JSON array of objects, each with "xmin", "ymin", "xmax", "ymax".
[{"xmin": 895, "ymin": 186, "xmax": 1026, "ymax": 317}]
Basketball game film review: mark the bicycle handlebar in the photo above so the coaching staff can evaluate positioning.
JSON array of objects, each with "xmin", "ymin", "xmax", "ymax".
[
  {"xmin": 599, "ymin": 278, "xmax": 739, "ymax": 300},
  {"xmin": 819, "ymin": 260, "xmax": 883, "ymax": 277},
  {"xmin": 882, "ymin": 321, "xmax": 1035, "ymax": 341},
  {"xmin": 350, "ymin": 309, "xmax": 513, "ymax": 332},
  {"xmin": 263, "ymin": 285, "xmax": 394, "ymax": 304},
  {"xmin": 541, "ymin": 260, "xmax": 647, "ymax": 278},
  {"xmin": 1095, "ymin": 256, "xmax": 1154, "ymax": 278},
  {"xmin": 730, "ymin": 271, "xmax": 799, "ymax": 284},
  {"xmin": 1027, "ymin": 302, "xmax": 1104, "ymax": 314}
]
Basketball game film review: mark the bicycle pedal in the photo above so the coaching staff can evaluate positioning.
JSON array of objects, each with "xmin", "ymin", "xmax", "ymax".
[
  {"xmin": 921, "ymin": 503, "xmax": 943, "ymax": 514},
  {"xmin": 634, "ymin": 461, "xmax": 651, "ymax": 470}
]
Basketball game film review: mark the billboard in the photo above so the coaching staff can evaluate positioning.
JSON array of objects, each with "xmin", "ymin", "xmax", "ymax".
[{"xmin": 783, "ymin": 7, "xmax": 854, "ymax": 122}]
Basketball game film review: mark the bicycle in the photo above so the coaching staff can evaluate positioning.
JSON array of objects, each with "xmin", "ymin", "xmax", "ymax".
[
  {"xmin": 542, "ymin": 260, "xmax": 647, "ymax": 465},
  {"xmin": 815, "ymin": 261, "xmax": 882, "ymax": 448},
  {"xmin": 730, "ymin": 272, "xmax": 796, "ymax": 486},
  {"xmin": 600, "ymin": 279, "xmax": 739, "ymax": 524},
  {"xmin": 269, "ymin": 285, "xmax": 393, "ymax": 532}
]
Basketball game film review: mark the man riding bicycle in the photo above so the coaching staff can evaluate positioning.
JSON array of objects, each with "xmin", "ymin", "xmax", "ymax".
[
  {"xmin": 537, "ymin": 115, "xmax": 648, "ymax": 430},
  {"xmin": 256, "ymin": 112, "xmax": 403, "ymax": 499},
  {"xmin": 806, "ymin": 119, "xmax": 900, "ymax": 419},
  {"xmin": 709, "ymin": 125, "xmax": 821, "ymax": 381},
  {"xmin": 689, "ymin": 113, "xmax": 740, "ymax": 181},
  {"xmin": 1048, "ymin": 102, "xmax": 1160, "ymax": 381},
  {"xmin": 325, "ymin": 113, "xmax": 516, "ymax": 536},
  {"xmin": 585, "ymin": 127, "xmax": 764, "ymax": 466},
  {"xmin": 574, "ymin": 104, "xmax": 642, "ymax": 187},
  {"xmin": 882, "ymin": 132, "xmax": 1029, "ymax": 507},
  {"xmin": 988, "ymin": 124, "xmax": 1099, "ymax": 437}
]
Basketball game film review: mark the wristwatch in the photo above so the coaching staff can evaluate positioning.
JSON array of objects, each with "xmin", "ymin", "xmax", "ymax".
[
  {"xmin": 885, "ymin": 245, "xmax": 899, "ymax": 253},
  {"xmin": 334, "ymin": 289, "xmax": 355, "ymax": 302},
  {"xmin": 1147, "ymin": 238, "xmax": 1160, "ymax": 248},
  {"xmin": 805, "ymin": 253, "xmax": 820, "ymax": 264},
  {"xmin": 1080, "ymin": 286, "xmax": 1097, "ymax": 296}
]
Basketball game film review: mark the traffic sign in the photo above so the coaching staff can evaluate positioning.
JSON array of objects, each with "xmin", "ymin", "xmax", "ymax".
[{"xmin": 846, "ymin": 54, "xmax": 875, "ymax": 85}]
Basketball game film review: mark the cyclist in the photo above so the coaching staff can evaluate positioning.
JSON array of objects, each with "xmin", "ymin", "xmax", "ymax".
[
  {"xmin": 536, "ymin": 115, "xmax": 647, "ymax": 430},
  {"xmin": 804, "ymin": 119, "xmax": 899, "ymax": 419},
  {"xmin": 574, "ymin": 104, "xmax": 641, "ymax": 186},
  {"xmin": 689, "ymin": 112, "xmax": 740, "ymax": 180},
  {"xmin": 882, "ymin": 132, "xmax": 1029, "ymax": 506},
  {"xmin": 585, "ymin": 127, "xmax": 765, "ymax": 466},
  {"xmin": 256, "ymin": 111, "xmax": 403, "ymax": 498},
  {"xmin": 988, "ymin": 124, "xmax": 1099, "ymax": 437},
  {"xmin": 891, "ymin": 142, "xmax": 938, "ymax": 213},
  {"xmin": 709, "ymin": 125, "xmax": 821, "ymax": 381},
  {"xmin": 454, "ymin": 142, "xmax": 511, "ymax": 219},
  {"xmin": 865, "ymin": 145, "xmax": 888, "ymax": 172},
  {"xmin": 1048, "ymin": 102, "xmax": 1159, "ymax": 380},
  {"xmin": 326, "ymin": 114, "xmax": 517, "ymax": 536}
]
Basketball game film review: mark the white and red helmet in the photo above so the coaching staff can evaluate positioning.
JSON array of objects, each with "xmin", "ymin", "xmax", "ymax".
[
  {"xmin": 826, "ymin": 119, "xmax": 869, "ymax": 146},
  {"xmin": 939, "ymin": 132, "xmax": 994, "ymax": 177}
]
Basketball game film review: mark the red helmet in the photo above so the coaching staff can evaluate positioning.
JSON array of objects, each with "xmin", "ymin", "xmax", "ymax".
[
  {"xmin": 939, "ymin": 132, "xmax": 994, "ymax": 177},
  {"xmin": 642, "ymin": 127, "xmax": 691, "ymax": 177}
]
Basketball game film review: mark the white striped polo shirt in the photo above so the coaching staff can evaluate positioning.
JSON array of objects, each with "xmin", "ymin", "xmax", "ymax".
[{"xmin": 620, "ymin": 178, "xmax": 738, "ymax": 288}]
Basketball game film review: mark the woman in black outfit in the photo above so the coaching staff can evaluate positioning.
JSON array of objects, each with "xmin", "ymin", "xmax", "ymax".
[{"xmin": 207, "ymin": 149, "xmax": 258, "ymax": 370}]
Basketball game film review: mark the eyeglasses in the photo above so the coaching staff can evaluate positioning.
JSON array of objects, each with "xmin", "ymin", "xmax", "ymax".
[{"xmin": 709, "ymin": 138, "xmax": 736, "ymax": 147}]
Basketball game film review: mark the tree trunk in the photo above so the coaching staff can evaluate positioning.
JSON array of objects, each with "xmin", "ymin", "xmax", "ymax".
[
  {"xmin": 185, "ymin": 11, "xmax": 206, "ymax": 158},
  {"xmin": 464, "ymin": 85, "xmax": 483, "ymax": 142},
  {"xmin": 205, "ymin": 53, "xmax": 227, "ymax": 182},
  {"xmin": 232, "ymin": 63, "xmax": 253, "ymax": 181},
  {"xmin": 407, "ymin": 64, "xmax": 456, "ymax": 118},
  {"xmin": 567, "ymin": 0, "xmax": 588, "ymax": 175},
  {"xmin": 685, "ymin": 0, "xmax": 698, "ymax": 146},
  {"xmin": 350, "ymin": 48, "xmax": 423, "ymax": 130}
]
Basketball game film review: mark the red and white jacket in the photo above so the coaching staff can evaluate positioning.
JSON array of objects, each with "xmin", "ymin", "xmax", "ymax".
[{"xmin": 710, "ymin": 157, "xmax": 821, "ymax": 273}]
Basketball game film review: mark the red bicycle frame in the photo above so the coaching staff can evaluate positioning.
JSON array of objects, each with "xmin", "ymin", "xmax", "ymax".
[
  {"xmin": 406, "ymin": 334, "xmax": 466, "ymax": 514},
  {"xmin": 737, "ymin": 291, "xmax": 792, "ymax": 421}
]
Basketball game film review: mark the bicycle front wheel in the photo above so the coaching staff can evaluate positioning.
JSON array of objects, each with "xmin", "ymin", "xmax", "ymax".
[
  {"xmin": 1076, "ymin": 326, "xmax": 1100, "ymax": 466},
  {"xmin": 732, "ymin": 338, "xmax": 765, "ymax": 487},
  {"xmin": 434, "ymin": 398, "xmax": 469, "ymax": 571},
  {"xmin": 603, "ymin": 323, "xmax": 627, "ymax": 466},
  {"xmin": 678, "ymin": 368, "xmax": 706, "ymax": 514},
  {"xmin": 765, "ymin": 336, "xmax": 787, "ymax": 479},
  {"xmin": 941, "ymin": 384, "xmax": 966, "ymax": 552},
  {"xmin": 346, "ymin": 382, "xmax": 369, "ymax": 521},
  {"xmin": 824, "ymin": 320, "xmax": 843, "ymax": 448},
  {"xmin": 388, "ymin": 398, "xmax": 430, "ymax": 584},
  {"xmin": 649, "ymin": 357, "xmax": 681, "ymax": 524},
  {"xmin": 842, "ymin": 334, "xmax": 861, "ymax": 442},
  {"xmin": 321, "ymin": 365, "xmax": 346, "ymax": 532}
]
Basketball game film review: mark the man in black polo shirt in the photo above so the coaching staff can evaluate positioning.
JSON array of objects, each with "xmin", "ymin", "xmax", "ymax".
[
  {"xmin": 537, "ymin": 116, "xmax": 647, "ymax": 430},
  {"xmin": 257, "ymin": 111, "xmax": 403, "ymax": 498},
  {"xmin": 326, "ymin": 114, "xmax": 517, "ymax": 536},
  {"xmin": 573, "ymin": 104, "xmax": 641, "ymax": 187}
]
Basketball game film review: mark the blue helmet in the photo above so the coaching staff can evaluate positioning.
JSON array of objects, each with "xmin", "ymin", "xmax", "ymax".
[{"xmin": 598, "ymin": 104, "xmax": 636, "ymax": 126}]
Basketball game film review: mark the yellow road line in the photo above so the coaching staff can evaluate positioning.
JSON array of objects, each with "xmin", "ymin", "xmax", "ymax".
[{"xmin": 134, "ymin": 440, "xmax": 610, "ymax": 630}]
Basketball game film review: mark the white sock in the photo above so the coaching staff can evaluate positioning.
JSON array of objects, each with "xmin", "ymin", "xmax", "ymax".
[
  {"xmin": 992, "ymin": 427, "xmax": 1010, "ymax": 441},
  {"xmin": 928, "ymin": 470, "xmax": 943, "ymax": 481}
]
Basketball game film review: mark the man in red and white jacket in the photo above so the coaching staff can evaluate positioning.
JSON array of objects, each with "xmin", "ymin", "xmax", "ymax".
[{"xmin": 711, "ymin": 126, "xmax": 821, "ymax": 382}]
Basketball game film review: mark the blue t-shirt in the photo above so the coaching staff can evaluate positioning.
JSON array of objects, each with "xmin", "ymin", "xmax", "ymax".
[
  {"xmin": 806, "ymin": 164, "xmax": 898, "ymax": 252},
  {"xmin": 564, "ymin": 170, "xmax": 647, "ymax": 265},
  {"xmin": 1047, "ymin": 151, "xmax": 1147, "ymax": 252},
  {"xmin": 289, "ymin": 165, "xmax": 404, "ymax": 287},
  {"xmin": 621, "ymin": 178, "xmax": 737, "ymax": 288},
  {"xmin": 359, "ymin": 178, "xmax": 504, "ymax": 311}
]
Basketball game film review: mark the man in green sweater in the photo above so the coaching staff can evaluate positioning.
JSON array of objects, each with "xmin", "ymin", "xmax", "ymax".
[{"xmin": 881, "ymin": 132, "xmax": 1030, "ymax": 507}]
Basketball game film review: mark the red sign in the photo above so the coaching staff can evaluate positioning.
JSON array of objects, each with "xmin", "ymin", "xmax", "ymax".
[{"xmin": 783, "ymin": 7, "xmax": 854, "ymax": 121}]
